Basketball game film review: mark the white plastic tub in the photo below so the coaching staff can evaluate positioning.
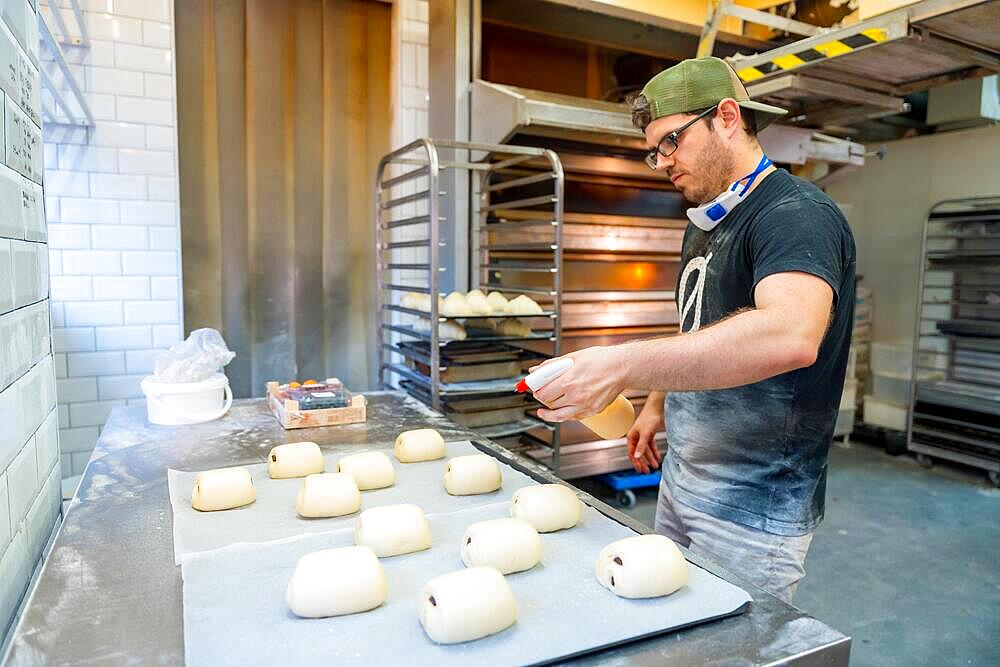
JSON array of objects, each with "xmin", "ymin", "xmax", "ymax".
[{"xmin": 141, "ymin": 373, "xmax": 233, "ymax": 425}]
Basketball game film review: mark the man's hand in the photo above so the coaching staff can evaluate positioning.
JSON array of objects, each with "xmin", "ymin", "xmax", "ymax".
[
  {"xmin": 532, "ymin": 347, "xmax": 627, "ymax": 423},
  {"xmin": 626, "ymin": 393, "xmax": 664, "ymax": 474}
]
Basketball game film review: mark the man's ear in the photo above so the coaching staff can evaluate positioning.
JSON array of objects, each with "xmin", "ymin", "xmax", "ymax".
[{"xmin": 716, "ymin": 98, "xmax": 742, "ymax": 137}]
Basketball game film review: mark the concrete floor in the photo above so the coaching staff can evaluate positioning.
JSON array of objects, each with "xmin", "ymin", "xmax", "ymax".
[{"xmin": 580, "ymin": 439, "xmax": 1000, "ymax": 666}]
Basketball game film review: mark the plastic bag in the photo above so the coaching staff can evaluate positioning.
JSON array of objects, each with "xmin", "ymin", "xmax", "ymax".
[{"xmin": 153, "ymin": 328, "xmax": 236, "ymax": 383}]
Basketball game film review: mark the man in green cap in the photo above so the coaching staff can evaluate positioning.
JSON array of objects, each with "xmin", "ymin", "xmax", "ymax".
[{"xmin": 532, "ymin": 57, "xmax": 856, "ymax": 602}]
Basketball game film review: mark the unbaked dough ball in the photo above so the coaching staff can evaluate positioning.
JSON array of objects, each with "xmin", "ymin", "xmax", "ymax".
[
  {"xmin": 337, "ymin": 451, "xmax": 395, "ymax": 490},
  {"xmin": 441, "ymin": 291, "xmax": 470, "ymax": 317},
  {"xmin": 191, "ymin": 466, "xmax": 256, "ymax": 512},
  {"xmin": 268, "ymin": 441, "xmax": 325, "ymax": 479},
  {"xmin": 400, "ymin": 292, "xmax": 428, "ymax": 311},
  {"xmin": 296, "ymin": 473, "xmax": 361, "ymax": 518},
  {"xmin": 506, "ymin": 294, "xmax": 543, "ymax": 315},
  {"xmin": 464, "ymin": 290, "xmax": 491, "ymax": 316},
  {"xmin": 413, "ymin": 318, "xmax": 467, "ymax": 340},
  {"xmin": 286, "ymin": 546, "xmax": 387, "ymax": 618},
  {"xmin": 418, "ymin": 566, "xmax": 517, "ymax": 644},
  {"xmin": 496, "ymin": 318, "xmax": 532, "ymax": 337},
  {"xmin": 355, "ymin": 503, "xmax": 431, "ymax": 557},
  {"xmin": 486, "ymin": 291, "xmax": 509, "ymax": 313},
  {"xmin": 395, "ymin": 428, "xmax": 446, "ymax": 463},
  {"xmin": 595, "ymin": 534, "xmax": 688, "ymax": 599},
  {"xmin": 461, "ymin": 518, "xmax": 540, "ymax": 574},
  {"xmin": 510, "ymin": 484, "xmax": 582, "ymax": 532},
  {"xmin": 444, "ymin": 454, "xmax": 502, "ymax": 496}
]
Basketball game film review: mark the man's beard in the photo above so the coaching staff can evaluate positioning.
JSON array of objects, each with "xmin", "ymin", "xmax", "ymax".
[{"xmin": 681, "ymin": 132, "xmax": 736, "ymax": 205}]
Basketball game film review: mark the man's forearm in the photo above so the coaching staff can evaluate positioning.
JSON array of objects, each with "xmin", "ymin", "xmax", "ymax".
[
  {"xmin": 643, "ymin": 390, "xmax": 666, "ymax": 414},
  {"xmin": 618, "ymin": 307, "xmax": 819, "ymax": 393}
]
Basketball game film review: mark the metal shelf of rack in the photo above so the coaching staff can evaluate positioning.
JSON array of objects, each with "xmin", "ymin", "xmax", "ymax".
[
  {"xmin": 907, "ymin": 195, "xmax": 1000, "ymax": 486},
  {"xmin": 375, "ymin": 138, "xmax": 567, "ymax": 470}
]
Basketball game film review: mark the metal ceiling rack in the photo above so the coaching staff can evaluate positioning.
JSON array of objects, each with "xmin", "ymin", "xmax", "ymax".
[
  {"xmin": 907, "ymin": 195, "xmax": 1000, "ymax": 487},
  {"xmin": 38, "ymin": 1, "xmax": 93, "ymax": 127},
  {"xmin": 726, "ymin": 0, "xmax": 1000, "ymax": 131},
  {"xmin": 375, "ymin": 138, "xmax": 569, "ymax": 470}
]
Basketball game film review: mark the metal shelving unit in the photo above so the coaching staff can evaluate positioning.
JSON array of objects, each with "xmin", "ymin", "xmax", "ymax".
[
  {"xmin": 907, "ymin": 196, "xmax": 1000, "ymax": 486},
  {"xmin": 375, "ymin": 138, "xmax": 569, "ymax": 469}
]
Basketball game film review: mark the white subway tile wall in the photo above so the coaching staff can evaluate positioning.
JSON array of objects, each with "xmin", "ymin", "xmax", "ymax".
[
  {"xmin": 41, "ymin": 0, "xmax": 181, "ymax": 481},
  {"xmin": 1, "ymin": 0, "xmax": 59, "ymax": 643}
]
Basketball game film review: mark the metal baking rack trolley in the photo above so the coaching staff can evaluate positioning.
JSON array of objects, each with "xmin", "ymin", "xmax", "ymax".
[
  {"xmin": 375, "ymin": 138, "xmax": 572, "ymax": 471},
  {"xmin": 907, "ymin": 195, "xmax": 1000, "ymax": 486}
]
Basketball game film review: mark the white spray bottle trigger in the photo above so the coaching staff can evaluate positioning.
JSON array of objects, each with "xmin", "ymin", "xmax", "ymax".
[{"xmin": 515, "ymin": 357, "xmax": 574, "ymax": 393}]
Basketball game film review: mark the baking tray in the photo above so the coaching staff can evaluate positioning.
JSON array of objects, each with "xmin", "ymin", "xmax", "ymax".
[{"xmin": 179, "ymin": 439, "xmax": 752, "ymax": 667}]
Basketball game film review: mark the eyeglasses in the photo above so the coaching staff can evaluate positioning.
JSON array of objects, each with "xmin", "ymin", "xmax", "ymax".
[{"xmin": 644, "ymin": 104, "xmax": 719, "ymax": 170}]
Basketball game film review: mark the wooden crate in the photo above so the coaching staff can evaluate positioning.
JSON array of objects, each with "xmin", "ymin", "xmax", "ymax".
[{"xmin": 266, "ymin": 381, "xmax": 367, "ymax": 430}]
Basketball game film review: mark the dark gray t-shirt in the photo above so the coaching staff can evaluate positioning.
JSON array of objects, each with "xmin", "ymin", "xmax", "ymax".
[{"xmin": 664, "ymin": 168, "xmax": 856, "ymax": 536}]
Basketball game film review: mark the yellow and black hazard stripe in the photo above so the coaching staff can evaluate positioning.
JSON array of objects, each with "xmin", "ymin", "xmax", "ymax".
[{"xmin": 736, "ymin": 28, "xmax": 889, "ymax": 82}]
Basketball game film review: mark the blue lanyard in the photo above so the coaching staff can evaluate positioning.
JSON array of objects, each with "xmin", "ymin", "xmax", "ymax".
[{"xmin": 732, "ymin": 154, "xmax": 772, "ymax": 196}]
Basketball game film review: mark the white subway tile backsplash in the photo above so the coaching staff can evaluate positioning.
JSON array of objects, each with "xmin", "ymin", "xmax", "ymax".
[
  {"xmin": 56, "ymin": 377, "xmax": 98, "ymax": 403},
  {"xmin": 119, "ymin": 200, "xmax": 175, "ymax": 226},
  {"xmin": 88, "ymin": 92, "xmax": 117, "ymax": 121},
  {"xmin": 50, "ymin": 301, "xmax": 64, "ymax": 326},
  {"xmin": 118, "ymin": 148, "xmax": 174, "ymax": 175},
  {"xmin": 149, "ymin": 275, "xmax": 177, "ymax": 299},
  {"xmin": 90, "ymin": 173, "xmax": 147, "ymax": 200},
  {"xmin": 36, "ymin": 243, "xmax": 50, "ymax": 301},
  {"xmin": 58, "ymin": 426, "xmax": 98, "ymax": 454},
  {"xmin": 148, "ymin": 227, "xmax": 177, "ymax": 251},
  {"xmin": 12, "ymin": 240, "xmax": 40, "ymax": 307},
  {"xmin": 57, "ymin": 404, "xmax": 69, "ymax": 428},
  {"xmin": 86, "ymin": 65, "xmax": 143, "ymax": 96},
  {"xmin": 125, "ymin": 348, "xmax": 160, "ymax": 374},
  {"xmin": 57, "ymin": 144, "xmax": 118, "ymax": 173},
  {"xmin": 141, "ymin": 20, "xmax": 172, "ymax": 48},
  {"xmin": 114, "ymin": 43, "xmax": 171, "ymax": 74},
  {"xmin": 123, "ymin": 299, "xmax": 177, "ymax": 324},
  {"xmin": 69, "ymin": 400, "xmax": 124, "ymax": 428},
  {"xmin": 0, "ymin": 471, "xmax": 10, "ymax": 557},
  {"xmin": 151, "ymin": 323, "xmax": 181, "ymax": 348},
  {"xmin": 59, "ymin": 453, "xmax": 71, "ymax": 478},
  {"xmin": 47, "ymin": 249, "xmax": 61, "ymax": 276},
  {"xmin": 34, "ymin": 408, "xmax": 59, "ymax": 480},
  {"xmin": 0, "ymin": 239, "xmax": 13, "ymax": 313},
  {"xmin": 46, "ymin": 223, "xmax": 91, "ymax": 249},
  {"xmin": 58, "ymin": 197, "xmax": 120, "ymax": 224},
  {"xmin": 0, "ymin": 167, "xmax": 23, "ymax": 239},
  {"xmin": 0, "ymin": 381, "xmax": 23, "ymax": 471},
  {"xmin": 122, "ymin": 250, "xmax": 175, "ymax": 275},
  {"xmin": 145, "ymin": 125, "xmax": 175, "ymax": 151},
  {"xmin": 86, "ymin": 39, "xmax": 116, "ymax": 68},
  {"xmin": 70, "ymin": 450, "xmax": 90, "ymax": 476},
  {"xmin": 92, "ymin": 276, "xmax": 149, "ymax": 300},
  {"xmin": 63, "ymin": 301, "xmax": 122, "ymax": 326},
  {"xmin": 95, "ymin": 324, "xmax": 151, "ymax": 350},
  {"xmin": 92, "ymin": 225, "xmax": 147, "ymax": 250},
  {"xmin": 67, "ymin": 351, "xmax": 124, "ymax": 377},
  {"xmin": 97, "ymin": 373, "xmax": 145, "ymax": 400},
  {"xmin": 53, "ymin": 352, "xmax": 66, "ymax": 379},
  {"xmin": 25, "ymin": 465, "xmax": 60, "ymax": 562},
  {"xmin": 115, "ymin": 0, "xmax": 170, "ymax": 22},
  {"xmin": 143, "ymin": 71, "xmax": 173, "ymax": 99},
  {"xmin": 91, "ymin": 121, "xmax": 146, "ymax": 149},
  {"xmin": 50, "ymin": 275, "xmax": 92, "ymax": 301},
  {"xmin": 116, "ymin": 96, "xmax": 173, "ymax": 126},
  {"xmin": 62, "ymin": 250, "xmax": 121, "ymax": 276},
  {"xmin": 147, "ymin": 176, "xmax": 176, "ymax": 201},
  {"xmin": 0, "ymin": 530, "xmax": 31, "ymax": 636},
  {"xmin": 84, "ymin": 12, "xmax": 142, "ymax": 44},
  {"xmin": 6, "ymin": 435, "xmax": 37, "ymax": 526}
]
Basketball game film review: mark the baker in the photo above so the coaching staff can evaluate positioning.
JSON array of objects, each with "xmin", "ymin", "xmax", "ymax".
[{"xmin": 532, "ymin": 56, "xmax": 856, "ymax": 603}]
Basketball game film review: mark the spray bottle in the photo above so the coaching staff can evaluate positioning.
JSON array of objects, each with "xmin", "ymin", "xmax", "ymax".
[{"xmin": 515, "ymin": 358, "xmax": 636, "ymax": 440}]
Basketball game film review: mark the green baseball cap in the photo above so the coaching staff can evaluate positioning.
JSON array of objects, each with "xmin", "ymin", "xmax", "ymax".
[{"xmin": 640, "ymin": 56, "xmax": 787, "ymax": 131}]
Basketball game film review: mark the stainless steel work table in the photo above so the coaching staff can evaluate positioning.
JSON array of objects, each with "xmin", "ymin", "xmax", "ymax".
[{"xmin": 4, "ymin": 393, "xmax": 850, "ymax": 665}]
